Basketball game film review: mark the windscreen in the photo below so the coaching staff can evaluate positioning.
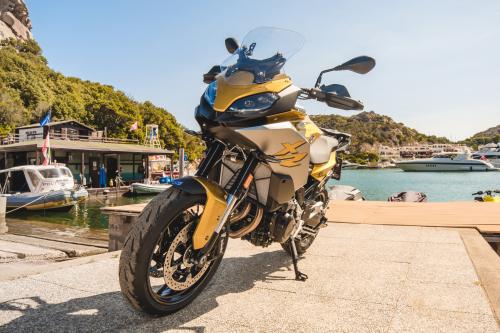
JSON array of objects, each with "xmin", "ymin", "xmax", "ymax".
[{"xmin": 221, "ymin": 27, "xmax": 305, "ymax": 85}]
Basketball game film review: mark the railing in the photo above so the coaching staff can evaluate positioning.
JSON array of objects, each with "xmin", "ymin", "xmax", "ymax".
[{"xmin": 0, "ymin": 133, "xmax": 139, "ymax": 145}]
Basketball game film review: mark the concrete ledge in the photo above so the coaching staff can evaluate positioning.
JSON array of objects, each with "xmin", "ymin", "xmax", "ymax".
[
  {"xmin": 460, "ymin": 229, "xmax": 500, "ymax": 325},
  {"xmin": 0, "ymin": 251, "xmax": 121, "ymax": 282}
]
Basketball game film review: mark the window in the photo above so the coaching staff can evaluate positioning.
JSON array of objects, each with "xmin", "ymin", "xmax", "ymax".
[
  {"xmin": 62, "ymin": 168, "xmax": 73, "ymax": 177},
  {"xmin": 9, "ymin": 171, "xmax": 30, "ymax": 193},
  {"xmin": 27, "ymin": 170, "xmax": 40, "ymax": 188},
  {"xmin": 39, "ymin": 168, "xmax": 63, "ymax": 178}
]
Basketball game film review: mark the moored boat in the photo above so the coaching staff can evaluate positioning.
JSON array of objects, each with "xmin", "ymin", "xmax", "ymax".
[
  {"xmin": 472, "ymin": 143, "xmax": 500, "ymax": 168},
  {"xmin": 342, "ymin": 161, "xmax": 362, "ymax": 170},
  {"xmin": 395, "ymin": 152, "xmax": 497, "ymax": 172},
  {"xmin": 0, "ymin": 165, "xmax": 88, "ymax": 211},
  {"xmin": 129, "ymin": 182, "xmax": 171, "ymax": 195}
]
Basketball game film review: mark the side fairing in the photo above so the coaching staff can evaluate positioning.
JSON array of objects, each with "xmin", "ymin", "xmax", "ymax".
[{"xmin": 236, "ymin": 122, "xmax": 310, "ymax": 190}]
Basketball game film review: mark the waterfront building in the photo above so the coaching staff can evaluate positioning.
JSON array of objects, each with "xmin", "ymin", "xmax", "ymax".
[
  {"xmin": 0, "ymin": 120, "xmax": 173, "ymax": 187},
  {"xmin": 378, "ymin": 143, "xmax": 470, "ymax": 160}
]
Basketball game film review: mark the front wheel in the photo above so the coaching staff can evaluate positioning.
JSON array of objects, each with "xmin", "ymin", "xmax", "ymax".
[{"xmin": 119, "ymin": 187, "xmax": 228, "ymax": 315}]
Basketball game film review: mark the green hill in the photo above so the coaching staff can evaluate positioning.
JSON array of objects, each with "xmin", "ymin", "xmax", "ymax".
[
  {"xmin": 0, "ymin": 38, "xmax": 203, "ymax": 161},
  {"xmin": 461, "ymin": 125, "xmax": 500, "ymax": 148},
  {"xmin": 310, "ymin": 111, "xmax": 450, "ymax": 163}
]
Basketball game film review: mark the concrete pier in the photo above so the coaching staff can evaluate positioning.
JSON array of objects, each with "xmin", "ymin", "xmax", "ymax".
[
  {"xmin": 0, "ymin": 223, "xmax": 499, "ymax": 332},
  {"xmin": 0, "ymin": 196, "xmax": 7, "ymax": 234}
]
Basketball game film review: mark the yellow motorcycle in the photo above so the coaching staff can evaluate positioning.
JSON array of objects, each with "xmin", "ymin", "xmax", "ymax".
[
  {"xmin": 472, "ymin": 190, "xmax": 500, "ymax": 202},
  {"xmin": 119, "ymin": 27, "xmax": 375, "ymax": 315}
]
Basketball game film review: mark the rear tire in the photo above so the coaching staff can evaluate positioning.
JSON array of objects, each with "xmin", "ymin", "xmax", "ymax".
[{"xmin": 119, "ymin": 187, "xmax": 227, "ymax": 315}]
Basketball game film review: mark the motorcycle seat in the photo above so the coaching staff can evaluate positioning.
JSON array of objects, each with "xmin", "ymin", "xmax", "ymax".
[{"xmin": 310, "ymin": 135, "xmax": 339, "ymax": 164}]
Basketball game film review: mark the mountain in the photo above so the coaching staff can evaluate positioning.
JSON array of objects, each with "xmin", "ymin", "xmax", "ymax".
[
  {"xmin": 461, "ymin": 125, "xmax": 500, "ymax": 148},
  {"xmin": 310, "ymin": 111, "xmax": 451, "ymax": 163}
]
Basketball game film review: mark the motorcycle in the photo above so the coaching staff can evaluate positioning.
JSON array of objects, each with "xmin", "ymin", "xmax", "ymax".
[
  {"xmin": 119, "ymin": 27, "xmax": 375, "ymax": 315},
  {"xmin": 472, "ymin": 190, "xmax": 500, "ymax": 202}
]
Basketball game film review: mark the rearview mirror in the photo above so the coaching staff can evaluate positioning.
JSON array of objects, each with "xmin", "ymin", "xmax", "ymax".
[
  {"xmin": 225, "ymin": 37, "xmax": 239, "ymax": 54},
  {"xmin": 334, "ymin": 56, "xmax": 376, "ymax": 74}
]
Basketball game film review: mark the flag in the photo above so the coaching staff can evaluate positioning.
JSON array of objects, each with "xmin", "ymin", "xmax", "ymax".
[
  {"xmin": 39, "ymin": 111, "xmax": 51, "ymax": 127},
  {"xmin": 130, "ymin": 121, "xmax": 138, "ymax": 131},
  {"xmin": 41, "ymin": 133, "xmax": 50, "ymax": 165}
]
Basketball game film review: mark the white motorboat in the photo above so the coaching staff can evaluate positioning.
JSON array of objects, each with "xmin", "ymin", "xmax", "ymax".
[
  {"xmin": 129, "ymin": 182, "xmax": 171, "ymax": 195},
  {"xmin": 472, "ymin": 142, "xmax": 500, "ymax": 168},
  {"xmin": 342, "ymin": 161, "xmax": 362, "ymax": 170},
  {"xmin": 395, "ymin": 152, "xmax": 497, "ymax": 172},
  {"xmin": 0, "ymin": 164, "xmax": 88, "ymax": 211}
]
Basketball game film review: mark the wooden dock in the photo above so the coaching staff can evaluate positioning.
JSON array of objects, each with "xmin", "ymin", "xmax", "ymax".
[{"xmin": 326, "ymin": 201, "xmax": 500, "ymax": 234}]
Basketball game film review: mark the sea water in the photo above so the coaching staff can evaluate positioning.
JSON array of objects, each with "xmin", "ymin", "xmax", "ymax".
[{"xmin": 330, "ymin": 169, "xmax": 500, "ymax": 202}]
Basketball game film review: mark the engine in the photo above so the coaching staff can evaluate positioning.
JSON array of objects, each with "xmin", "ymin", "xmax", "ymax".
[{"xmin": 240, "ymin": 193, "xmax": 327, "ymax": 247}]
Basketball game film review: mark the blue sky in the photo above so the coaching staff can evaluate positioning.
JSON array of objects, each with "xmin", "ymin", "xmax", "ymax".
[{"xmin": 27, "ymin": 1, "xmax": 500, "ymax": 140}]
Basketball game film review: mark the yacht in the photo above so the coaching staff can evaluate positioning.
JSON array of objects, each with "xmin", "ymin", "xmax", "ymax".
[
  {"xmin": 342, "ymin": 161, "xmax": 362, "ymax": 170},
  {"xmin": 0, "ymin": 164, "xmax": 88, "ymax": 211},
  {"xmin": 395, "ymin": 152, "xmax": 497, "ymax": 172},
  {"xmin": 472, "ymin": 143, "xmax": 500, "ymax": 168}
]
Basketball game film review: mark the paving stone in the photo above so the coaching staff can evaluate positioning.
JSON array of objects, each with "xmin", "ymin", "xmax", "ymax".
[
  {"xmin": 417, "ymin": 227, "xmax": 463, "ymax": 244},
  {"xmin": 407, "ymin": 262, "xmax": 478, "ymax": 285},
  {"xmin": 388, "ymin": 305, "xmax": 500, "ymax": 333},
  {"xmin": 400, "ymin": 280, "xmax": 493, "ymax": 315}
]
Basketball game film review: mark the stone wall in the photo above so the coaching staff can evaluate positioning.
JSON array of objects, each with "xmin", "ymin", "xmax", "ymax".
[{"xmin": 0, "ymin": 0, "xmax": 32, "ymax": 41}]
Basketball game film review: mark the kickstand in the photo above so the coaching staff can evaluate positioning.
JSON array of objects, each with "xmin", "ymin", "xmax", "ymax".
[{"xmin": 289, "ymin": 239, "xmax": 308, "ymax": 281}]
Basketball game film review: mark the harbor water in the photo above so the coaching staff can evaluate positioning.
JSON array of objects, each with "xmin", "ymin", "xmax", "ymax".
[
  {"xmin": 332, "ymin": 169, "xmax": 499, "ymax": 202},
  {"xmin": 6, "ymin": 169, "xmax": 499, "ymax": 230}
]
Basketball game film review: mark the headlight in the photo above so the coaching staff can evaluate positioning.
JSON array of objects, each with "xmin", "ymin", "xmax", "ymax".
[
  {"xmin": 204, "ymin": 81, "xmax": 217, "ymax": 106},
  {"xmin": 228, "ymin": 93, "xmax": 279, "ymax": 113}
]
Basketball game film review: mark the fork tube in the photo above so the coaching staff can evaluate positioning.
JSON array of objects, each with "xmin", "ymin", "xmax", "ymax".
[
  {"xmin": 196, "ymin": 140, "xmax": 225, "ymax": 178},
  {"xmin": 196, "ymin": 152, "xmax": 259, "ymax": 258}
]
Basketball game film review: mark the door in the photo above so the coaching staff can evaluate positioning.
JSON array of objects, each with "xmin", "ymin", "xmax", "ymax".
[
  {"xmin": 89, "ymin": 157, "xmax": 100, "ymax": 188},
  {"xmin": 106, "ymin": 156, "xmax": 118, "ymax": 185}
]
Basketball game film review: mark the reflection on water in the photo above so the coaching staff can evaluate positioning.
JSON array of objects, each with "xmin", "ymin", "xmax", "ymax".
[{"xmin": 9, "ymin": 195, "xmax": 152, "ymax": 230}]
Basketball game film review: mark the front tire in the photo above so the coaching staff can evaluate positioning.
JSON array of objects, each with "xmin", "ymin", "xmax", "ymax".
[{"xmin": 119, "ymin": 187, "xmax": 228, "ymax": 315}]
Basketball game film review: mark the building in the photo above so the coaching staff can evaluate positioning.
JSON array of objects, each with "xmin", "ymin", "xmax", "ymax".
[
  {"xmin": 0, "ymin": 120, "xmax": 174, "ymax": 187},
  {"xmin": 378, "ymin": 143, "xmax": 470, "ymax": 160}
]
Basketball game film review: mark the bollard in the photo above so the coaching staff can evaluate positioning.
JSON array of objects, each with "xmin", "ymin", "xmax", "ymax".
[{"xmin": 0, "ymin": 196, "xmax": 7, "ymax": 234}]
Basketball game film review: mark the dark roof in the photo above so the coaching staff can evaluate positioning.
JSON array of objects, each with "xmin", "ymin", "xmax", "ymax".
[
  {"xmin": 16, "ymin": 120, "xmax": 95, "ymax": 131},
  {"xmin": 0, "ymin": 139, "xmax": 174, "ymax": 154}
]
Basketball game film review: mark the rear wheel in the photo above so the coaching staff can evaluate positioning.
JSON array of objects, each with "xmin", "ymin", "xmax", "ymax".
[{"xmin": 119, "ymin": 187, "xmax": 228, "ymax": 315}]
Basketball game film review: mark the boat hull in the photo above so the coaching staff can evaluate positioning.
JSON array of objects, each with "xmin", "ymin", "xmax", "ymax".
[
  {"xmin": 395, "ymin": 161, "xmax": 496, "ymax": 172},
  {"xmin": 6, "ymin": 188, "xmax": 89, "ymax": 211},
  {"xmin": 129, "ymin": 183, "xmax": 171, "ymax": 195}
]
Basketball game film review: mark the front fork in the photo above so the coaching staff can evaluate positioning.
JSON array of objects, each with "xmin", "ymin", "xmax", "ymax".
[{"xmin": 195, "ymin": 141, "xmax": 259, "ymax": 261}]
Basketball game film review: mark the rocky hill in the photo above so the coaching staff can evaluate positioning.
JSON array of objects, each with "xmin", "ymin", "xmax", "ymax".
[
  {"xmin": 0, "ymin": 0, "xmax": 32, "ymax": 41},
  {"xmin": 461, "ymin": 124, "xmax": 500, "ymax": 148},
  {"xmin": 310, "ymin": 111, "xmax": 450, "ymax": 162}
]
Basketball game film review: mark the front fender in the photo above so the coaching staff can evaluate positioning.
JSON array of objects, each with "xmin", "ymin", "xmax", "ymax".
[{"xmin": 171, "ymin": 176, "xmax": 227, "ymax": 249}]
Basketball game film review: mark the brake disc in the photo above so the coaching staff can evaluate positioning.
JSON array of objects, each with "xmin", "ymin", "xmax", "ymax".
[{"xmin": 163, "ymin": 222, "xmax": 210, "ymax": 291}]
